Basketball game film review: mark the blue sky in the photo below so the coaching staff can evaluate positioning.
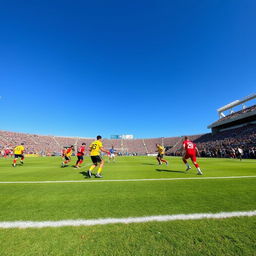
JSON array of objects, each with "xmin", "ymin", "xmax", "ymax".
[{"xmin": 0, "ymin": 0, "xmax": 255, "ymax": 138}]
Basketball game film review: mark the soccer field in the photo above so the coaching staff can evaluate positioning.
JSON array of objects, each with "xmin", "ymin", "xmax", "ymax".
[{"xmin": 0, "ymin": 156, "xmax": 255, "ymax": 256}]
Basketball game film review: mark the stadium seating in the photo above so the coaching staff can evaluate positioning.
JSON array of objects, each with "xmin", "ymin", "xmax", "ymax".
[{"xmin": 0, "ymin": 123, "xmax": 255, "ymax": 158}]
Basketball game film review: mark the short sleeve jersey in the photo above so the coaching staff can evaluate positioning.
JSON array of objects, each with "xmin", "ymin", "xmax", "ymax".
[
  {"xmin": 14, "ymin": 145, "xmax": 24, "ymax": 155},
  {"xmin": 89, "ymin": 140, "xmax": 103, "ymax": 156},
  {"xmin": 65, "ymin": 148, "xmax": 73, "ymax": 157},
  {"xmin": 157, "ymin": 145, "xmax": 165, "ymax": 154},
  {"xmin": 183, "ymin": 140, "xmax": 196, "ymax": 155},
  {"xmin": 77, "ymin": 146, "xmax": 85, "ymax": 156}
]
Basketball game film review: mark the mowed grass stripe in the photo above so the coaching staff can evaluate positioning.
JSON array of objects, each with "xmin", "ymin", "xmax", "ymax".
[
  {"xmin": 0, "ymin": 175, "xmax": 255, "ymax": 184},
  {"xmin": 0, "ymin": 210, "xmax": 255, "ymax": 229}
]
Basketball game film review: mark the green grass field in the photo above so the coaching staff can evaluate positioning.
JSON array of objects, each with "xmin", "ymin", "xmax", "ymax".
[{"xmin": 0, "ymin": 156, "xmax": 255, "ymax": 256}]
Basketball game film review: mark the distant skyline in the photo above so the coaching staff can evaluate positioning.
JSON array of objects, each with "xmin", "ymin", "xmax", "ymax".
[{"xmin": 1, "ymin": 0, "xmax": 256, "ymax": 138}]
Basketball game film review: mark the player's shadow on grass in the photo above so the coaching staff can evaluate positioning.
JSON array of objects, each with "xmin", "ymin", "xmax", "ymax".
[
  {"xmin": 156, "ymin": 169, "xmax": 184, "ymax": 173},
  {"xmin": 79, "ymin": 171, "xmax": 96, "ymax": 179},
  {"xmin": 142, "ymin": 163, "xmax": 156, "ymax": 165},
  {"xmin": 79, "ymin": 171, "xmax": 89, "ymax": 179}
]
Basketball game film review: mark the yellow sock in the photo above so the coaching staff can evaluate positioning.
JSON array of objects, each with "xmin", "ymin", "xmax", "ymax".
[
  {"xmin": 89, "ymin": 165, "xmax": 95, "ymax": 171},
  {"xmin": 98, "ymin": 167, "xmax": 102, "ymax": 174}
]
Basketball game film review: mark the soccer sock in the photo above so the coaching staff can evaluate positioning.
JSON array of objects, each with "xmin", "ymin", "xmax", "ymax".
[
  {"xmin": 197, "ymin": 167, "xmax": 202, "ymax": 174},
  {"xmin": 79, "ymin": 160, "xmax": 83, "ymax": 165},
  {"xmin": 89, "ymin": 165, "xmax": 95, "ymax": 171},
  {"xmin": 183, "ymin": 159, "xmax": 187, "ymax": 164},
  {"xmin": 76, "ymin": 160, "xmax": 79, "ymax": 166},
  {"xmin": 98, "ymin": 167, "xmax": 103, "ymax": 174},
  {"xmin": 13, "ymin": 159, "xmax": 17, "ymax": 165},
  {"xmin": 185, "ymin": 163, "xmax": 190, "ymax": 168},
  {"xmin": 161, "ymin": 159, "xmax": 167, "ymax": 163},
  {"xmin": 194, "ymin": 162, "xmax": 199, "ymax": 168}
]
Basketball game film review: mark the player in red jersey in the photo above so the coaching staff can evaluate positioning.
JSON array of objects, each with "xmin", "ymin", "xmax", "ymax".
[
  {"xmin": 75, "ymin": 143, "xmax": 86, "ymax": 168},
  {"xmin": 182, "ymin": 136, "xmax": 203, "ymax": 175}
]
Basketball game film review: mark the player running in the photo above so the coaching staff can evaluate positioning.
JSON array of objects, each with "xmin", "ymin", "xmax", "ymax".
[
  {"xmin": 12, "ymin": 143, "xmax": 25, "ymax": 167},
  {"xmin": 87, "ymin": 135, "xmax": 109, "ymax": 178},
  {"xmin": 156, "ymin": 144, "xmax": 168, "ymax": 165},
  {"xmin": 108, "ymin": 145, "xmax": 116, "ymax": 162},
  {"xmin": 61, "ymin": 145, "xmax": 74, "ymax": 167},
  {"xmin": 75, "ymin": 143, "xmax": 86, "ymax": 168},
  {"xmin": 182, "ymin": 136, "xmax": 203, "ymax": 175}
]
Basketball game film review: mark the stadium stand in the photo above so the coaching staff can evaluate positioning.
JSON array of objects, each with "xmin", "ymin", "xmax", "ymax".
[{"xmin": 0, "ymin": 98, "xmax": 255, "ymax": 158}]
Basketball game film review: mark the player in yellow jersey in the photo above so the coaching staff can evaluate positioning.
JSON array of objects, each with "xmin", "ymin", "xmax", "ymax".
[
  {"xmin": 156, "ymin": 144, "xmax": 168, "ymax": 165},
  {"xmin": 87, "ymin": 135, "xmax": 110, "ymax": 178},
  {"xmin": 61, "ymin": 145, "xmax": 74, "ymax": 167},
  {"xmin": 12, "ymin": 143, "xmax": 25, "ymax": 167}
]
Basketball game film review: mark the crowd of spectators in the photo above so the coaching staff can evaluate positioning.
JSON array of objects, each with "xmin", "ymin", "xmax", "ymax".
[{"xmin": 0, "ymin": 124, "xmax": 256, "ymax": 159}]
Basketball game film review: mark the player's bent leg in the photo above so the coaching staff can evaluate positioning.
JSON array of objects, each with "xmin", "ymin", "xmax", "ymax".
[
  {"xmin": 192, "ymin": 160, "xmax": 203, "ymax": 175},
  {"xmin": 183, "ymin": 156, "xmax": 191, "ymax": 171},
  {"xmin": 161, "ymin": 159, "xmax": 168, "ymax": 165},
  {"xmin": 96, "ymin": 160, "xmax": 104, "ymax": 178},
  {"xmin": 12, "ymin": 158, "xmax": 17, "ymax": 167}
]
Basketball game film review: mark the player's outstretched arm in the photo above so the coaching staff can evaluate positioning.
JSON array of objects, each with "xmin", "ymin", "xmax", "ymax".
[{"xmin": 100, "ymin": 147, "xmax": 110, "ymax": 154}]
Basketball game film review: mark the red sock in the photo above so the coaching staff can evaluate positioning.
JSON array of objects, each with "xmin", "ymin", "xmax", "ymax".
[
  {"xmin": 13, "ymin": 159, "xmax": 17, "ymax": 164},
  {"xmin": 161, "ymin": 159, "xmax": 167, "ymax": 163},
  {"xmin": 194, "ymin": 162, "xmax": 199, "ymax": 168},
  {"xmin": 79, "ymin": 160, "xmax": 83, "ymax": 165}
]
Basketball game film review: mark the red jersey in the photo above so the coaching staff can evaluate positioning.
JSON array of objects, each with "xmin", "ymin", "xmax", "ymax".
[
  {"xmin": 183, "ymin": 140, "xmax": 197, "ymax": 155},
  {"xmin": 77, "ymin": 146, "xmax": 86, "ymax": 156}
]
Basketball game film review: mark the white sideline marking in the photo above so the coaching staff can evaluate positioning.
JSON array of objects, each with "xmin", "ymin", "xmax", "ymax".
[
  {"xmin": 0, "ymin": 210, "xmax": 255, "ymax": 229},
  {"xmin": 0, "ymin": 175, "xmax": 255, "ymax": 184}
]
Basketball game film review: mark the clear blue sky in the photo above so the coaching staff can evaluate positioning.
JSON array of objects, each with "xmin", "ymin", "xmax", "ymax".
[{"xmin": 0, "ymin": 0, "xmax": 255, "ymax": 138}]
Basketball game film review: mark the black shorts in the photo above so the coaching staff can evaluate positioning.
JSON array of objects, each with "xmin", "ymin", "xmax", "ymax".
[
  {"xmin": 91, "ymin": 155, "xmax": 102, "ymax": 165},
  {"xmin": 157, "ymin": 154, "xmax": 164, "ymax": 159},
  {"xmin": 65, "ymin": 156, "xmax": 71, "ymax": 161},
  {"xmin": 77, "ymin": 155, "xmax": 84, "ymax": 161},
  {"xmin": 15, "ymin": 154, "xmax": 24, "ymax": 159}
]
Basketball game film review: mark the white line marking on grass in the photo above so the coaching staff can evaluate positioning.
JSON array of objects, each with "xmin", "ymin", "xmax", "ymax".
[
  {"xmin": 0, "ymin": 210, "xmax": 255, "ymax": 229},
  {"xmin": 0, "ymin": 175, "xmax": 255, "ymax": 184}
]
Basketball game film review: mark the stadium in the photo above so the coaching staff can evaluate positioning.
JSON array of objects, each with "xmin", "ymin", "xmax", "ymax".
[
  {"xmin": 1, "ymin": 1, "xmax": 256, "ymax": 255},
  {"xmin": 0, "ymin": 94, "xmax": 255, "ymax": 255}
]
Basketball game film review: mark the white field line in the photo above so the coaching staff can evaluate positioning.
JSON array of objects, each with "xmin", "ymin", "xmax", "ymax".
[
  {"xmin": 0, "ymin": 210, "xmax": 255, "ymax": 229},
  {"xmin": 0, "ymin": 175, "xmax": 255, "ymax": 184}
]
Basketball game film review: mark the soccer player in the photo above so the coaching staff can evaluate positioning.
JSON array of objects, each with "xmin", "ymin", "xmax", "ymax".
[
  {"xmin": 61, "ymin": 145, "xmax": 74, "ymax": 167},
  {"xmin": 108, "ymin": 145, "xmax": 116, "ymax": 162},
  {"xmin": 182, "ymin": 136, "xmax": 203, "ymax": 175},
  {"xmin": 87, "ymin": 135, "xmax": 109, "ymax": 178},
  {"xmin": 75, "ymin": 143, "xmax": 86, "ymax": 168},
  {"xmin": 12, "ymin": 143, "xmax": 25, "ymax": 167},
  {"xmin": 156, "ymin": 144, "xmax": 168, "ymax": 165}
]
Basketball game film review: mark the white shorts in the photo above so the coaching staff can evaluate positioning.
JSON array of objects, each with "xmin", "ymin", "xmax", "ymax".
[{"xmin": 110, "ymin": 153, "xmax": 115, "ymax": 158}]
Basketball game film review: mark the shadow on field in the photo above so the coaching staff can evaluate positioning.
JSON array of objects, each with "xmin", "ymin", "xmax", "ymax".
[
  {"xmin": 156, "ymin": 169, "xmax": 184, "ymax": 173},
  {"xmin": 79, "ymin": 171, "xmax": 90, "ymax": 179},
  {"xmin": 142, "ymin": 163, "xmax": 156, "ymax": 165}
]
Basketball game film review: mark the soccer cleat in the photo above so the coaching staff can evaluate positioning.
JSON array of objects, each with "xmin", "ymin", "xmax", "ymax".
[
  {"xmin": 197, "ymin": 172, "xmax": 203, "ymax": 175},
  {"xmin": 12, "ymin": 164, "xmax": 16, "ymax": 167},
  {"xmin": 95, "ymin": 174, "xmax": 103, "ymax": 178},
  {"xmin": 20, "ymin": 161, "xmax": 24, "ymax": 165},
  {"xmin": 87, "ymin": 170, "xmax": 92, "ymax": 178},
  {"xmin": 165, "ymin": 161, "xmax": 168, "ymax": 166},
  {"xmin": 185, "ymin": 166, "xmax": 191, "ymax": 172}
]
